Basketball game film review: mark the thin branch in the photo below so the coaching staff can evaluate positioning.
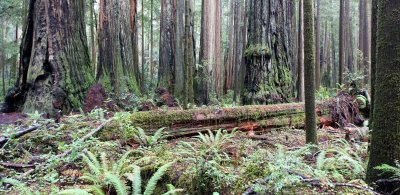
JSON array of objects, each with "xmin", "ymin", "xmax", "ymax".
[{"xmin": 0, "ymin": 125, "xmax": 40, "ymax": 148}]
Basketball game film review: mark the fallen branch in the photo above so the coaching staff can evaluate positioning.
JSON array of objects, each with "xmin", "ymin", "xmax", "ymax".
[
  {"xmin": 0, "ymin": 162, "xmax": 35, "ymax": 169},
  {"xmin": 56, "ymin": 119, "xmax": 112, "ymax": 158},
  {"xmin": 0, "ymin": 125, "xmax": 40, "ymax": 148}
]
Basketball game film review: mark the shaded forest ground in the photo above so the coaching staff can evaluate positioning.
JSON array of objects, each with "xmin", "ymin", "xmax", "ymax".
[{"xmin": 0, "ymin": 100, "xmax": 378, "ymax": 194}]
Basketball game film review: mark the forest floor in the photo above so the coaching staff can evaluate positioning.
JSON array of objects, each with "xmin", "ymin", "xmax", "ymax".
[{"xmin": 0, "ymin": 107, "xmax": 379, "ymax": 195}]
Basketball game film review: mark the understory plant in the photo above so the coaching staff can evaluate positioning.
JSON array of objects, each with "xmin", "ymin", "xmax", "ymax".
[{"xmin": 59, "ymin": 151, "xmax": 176, "ymax": 195}]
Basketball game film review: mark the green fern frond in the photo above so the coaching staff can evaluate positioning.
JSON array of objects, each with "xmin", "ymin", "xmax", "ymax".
[
  {"xmin": 105, "ymin": 172, "xmax": 128, "ymax": 195},
  {"xmin": 126, "ymin": 165, "xmax": 142, "ymax": 195},
  {"xmin": 1, "ymin": 178, "xmax": 34, "ymax": 195},
  {"xmin": 153, "ymin": 127, "xmax": 167, "ymax": 141},
  {"xmin": 162, "ymin": 184, "xmax": 184, "ymax": 195},
  {"xmin": 58, "ymin": 189, "xmax": 91, "ymax": 195},
  {"xmin": 80, "ymin": 173, "xmax": 99, "ymax": 184},
  {"xmin": 82, "ymin": 152, "xmax": 102, "ymax": 175},
  {"xmin": 208, "ymin": 130, "xmax": 215, "ymax": 143},
  {"xmin": 215, "ymin": 129, "xmax": 222, "ymax": 143},
  {"xmin": 143, "ymin": 162, "xmax": 173, "ymax": 195},
  {"xmin": 101, "ymin": 153, "xmax": 109, "ymax": 173},
  {"xmin": 113, "ymin": 151, "xmax": 134, "ymax": 175},
  {"xmin": 86, "ymin": 151, "xmax": 101, "ymax": 170},
  {"xmin": 87, "ymin": 185, "xmax": 106, "ymax": 195}
]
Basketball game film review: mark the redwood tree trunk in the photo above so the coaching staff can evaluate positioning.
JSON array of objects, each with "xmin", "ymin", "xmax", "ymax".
[
  {"xmin": 159, "ymin": 0, "xmax": 194, "ymax": 104},
  {"xmin": 339, "ymin": 0, "xmax": 345, "ymax": 84},
  {"xmin": 2, "ymin": 0, "xmax": 94, "ymax": 115},
  {"xmin": 315, "ymin": 0, "xmax": 321, "ymax": 90},
  {"xmin": 366, "ymin": 0, "xmax": 400, "ymax": 184},
  {"xmin": 197, "ymin": 0, "xmax": 222, "ymax": 105},
  {"xmin": 97, "ymin": 0, "xmax": 140, "ymax": 95},
  {"xmin": 297, "ymin": 0, "xmax": 305, "ymax": 102},
  {"xmin": 242, "ymin": 0, "xmax": 295, "ymax": 105}
]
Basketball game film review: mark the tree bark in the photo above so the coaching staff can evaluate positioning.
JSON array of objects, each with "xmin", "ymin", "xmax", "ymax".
[
  {"xmin": 130, "ymin": 0, "xmax": 141, "ymax": 87},
  {"xmin": 242, "ymin": 0, "xmax": 295, "ymax": 105},
  {"xmin": 2, "ymin": 0, "xmax": 95, "ymax": 115},
  {"xmin": 369, "ymin": 0, "xmax": 377, "ymax": 133},
  {"xmin": 297, "ymin": 0, "xmax": 305, "ymax": 102},
  {"xmin": 304, "ymin": 0, "xmax": 317, "ymax": 144},
  {"xmin": 97, "ymin": 0, "xmax": 140, "ymax": 95},
  {"xmin": 339, "ymin": 0, "xmax": 345, "ymax": 84},
  {"xmin": 366, "ymin": 0, "xmax": 400, "ymax": 184},
  {"xmin": 315, "ymin": 0, "xmax": 321, "ymax": 90},
  {"xmin": 149, "ymin": 0, "xmax": 154, "ymax": 86},
  {"xmin": 89, "ymin": 0, "xmax": 97, "ymax": 71},
  {"xmin": 197, "ymin": 0, "xmax": 222, "ymax": 105},
  {"xmin": 141, "ymin": 0, "xmax": 145, "ymax": 93},
  {"xmin": 159, "ymin": 0, "xmax": 176, "ymax": 93},
  {"xmin": 183, "ymin": 0, "xmax": 195, "ymax": 107}
]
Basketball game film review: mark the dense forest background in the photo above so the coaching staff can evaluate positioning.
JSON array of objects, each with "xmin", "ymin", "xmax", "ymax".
[{"xmin": 0, "ymin": 0, "xmax": 370, "ymax": 112}]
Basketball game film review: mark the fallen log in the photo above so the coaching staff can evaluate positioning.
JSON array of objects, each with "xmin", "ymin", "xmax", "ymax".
[
  {"xmin": 100, "ymin": 102, "xmax": 328, "ymax": 139},
  {"xmin": 0, "ymin": 125, "xmax": 40, "ymax": 148}
]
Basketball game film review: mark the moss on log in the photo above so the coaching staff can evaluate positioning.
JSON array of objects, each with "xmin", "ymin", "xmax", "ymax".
[{"xmin": 99, "ymin": 102, "xmax": 328, "ymax": 140}]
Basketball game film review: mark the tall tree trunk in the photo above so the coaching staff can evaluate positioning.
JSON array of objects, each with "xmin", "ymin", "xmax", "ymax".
[
  {"xmin": 183, "ymin": 0, "xmax": 195, "ymax": 106},
  {"xmin": 149, "ymin": 0, "xmax": 154, "ymax": 86},
  {"xmin": 304, "ymin": 0, "xmax": 317, "ymax": 144},
  {"xmin": 98, "ymin": 0, "xmax": 140, "ymax": 95},
  {"xmin": 1, "ymin": 20, "xmax": 5, "ymax": 97},
  {"xmin": 339, "ymin": 0, "xmax": 345, "ymax": 84},
  {"xmin": 242, "ymin": 0, "xmax": 295, "ymax": 105},
  {"xmin": 331, "ymin": 19, "xmax": 337, "ymax": 86},
  {"xmin": 197, "ymin": 0, "xmax": 222, "ymax": 105},
  {"xmin": 158, "ymin": 0, "xmax": 176, "ymax": 93},
  {"xmin": 2, "ymin": 0, "xmax": 94, "ymax": 115},
  {"xmin": 362, "ymin": 0, "xmax": 370, "ymax": 85},
  {"xmin": 366, "ymin": 0, "xmax": 400, "ymax": 184},
  {"xmin": 89, "ymin": 0, "xmax": 97, "ymax": 71},
  {"xmin": 141, "ymin": 0, "xmax": 145, "ymax": 93},
  {"xmin": 159, "ymin": 0, "xmax": 193, "ymax": 105},
  {"xmin": 358, "ymin": 0, "xmax": 364, "ymax": 72},
  {"xmin": 344, "ymin": 0, "xmax": 351, "ymax": 72},
  {"xmin": 130, "ymin": 0, "xmax": 141, "ymax": 87},
  {"xmin": 297, "ymin": 0, "xmax": 305, "ymax": 102},
  {"xmin": 369, "ymin": 0, "xmax": 377, "ymax": 133},
  {"xmin": 315, "ymin": 0, "xmax": 321, "ymax": 90}
]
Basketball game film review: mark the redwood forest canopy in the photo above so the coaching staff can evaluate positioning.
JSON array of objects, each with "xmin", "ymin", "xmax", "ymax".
[{"xmin": 0, "ymin": 0, "xmax": 399, "ymax": 194}]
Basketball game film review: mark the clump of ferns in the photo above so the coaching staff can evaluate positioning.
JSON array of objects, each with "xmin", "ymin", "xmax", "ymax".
[
  {"xmin": 182, "ymin": 128, "xmax": 237, "ymax": 157},
  {"xmin": 59, "ymin": 150, "xmax": 179, "ymax": 195},
  {"xmin": 125, "ymin": 126, "xmax": 169, "ymax": 147},
  {"xmin": 173, "ymin": 129, "xmax": 240, "ymax": 194},
  {"xmin": 0, "ymin": 178, "xmax": 37, "ymax": 195},
  {"xmin": 245, "ymin": 144, "xmax": 323, "ymax": 194},
  {"xmin": 316, "ymin": 139, "xmax": 366, "ymax": 182},
  {"xmin": 374, "ymin": 160, "xmax": 400, "ymax": 179}
]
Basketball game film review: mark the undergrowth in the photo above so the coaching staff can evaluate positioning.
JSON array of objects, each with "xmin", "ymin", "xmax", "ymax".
[{"xmin": 0, "ymin": 111, "xmax": 371, "ymax": 194}]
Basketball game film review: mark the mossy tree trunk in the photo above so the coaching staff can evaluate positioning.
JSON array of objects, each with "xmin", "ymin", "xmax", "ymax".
[
  {"xmin": 304, "ymin": 0, "xmax": 317, "ymax": 144},
  {"xmin": 97, "ymin": 0, "xmax": 140, "ymax": 96},
  {"xmin": 130, "ymin": 0, "xmax": 141, "ymax": 88},
  {"xmin": 242, "ymin": 0, "xmax": 295, "ymax": 105},
  {"xmin": 314, "ymin": 0, "xmax": 321, "ymax": 90},
  {"xmin": 159, "ymin": 0, "xmax": 194, "ymax": 105},
  {"xmin": 2, "ymin": 0, "xmax": 94, "ymax": 115},
  {"xmin": 366, "ymin": 0, "xmax": 400, "ymax": 184}
]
